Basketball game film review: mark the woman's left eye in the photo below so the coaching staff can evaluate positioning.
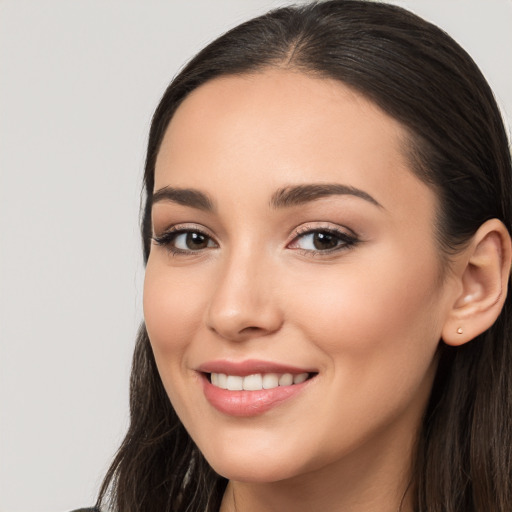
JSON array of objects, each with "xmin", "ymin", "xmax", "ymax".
[{"xmin": 289, "ymin": 229, "xmax": 358, "ymax": 253}]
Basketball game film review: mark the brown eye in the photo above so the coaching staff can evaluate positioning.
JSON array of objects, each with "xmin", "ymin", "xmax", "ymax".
[
  {"xmin": 152, "ymin": 229, "xmax": 217, "ymax": 253},
  {"xmin": 184, "ymin": 232, "xmax": 209, "ymax": 250},
  {"xmin": 173, "ymin": 231, "xmax": 215, "ymax": 251},
  {"xmin": 312, "ymin": 232, "xmax": 339, "ymax": 250},
  {"xmin": 289, "ymin": 228, "xmax": 358, "ymax": 253}
]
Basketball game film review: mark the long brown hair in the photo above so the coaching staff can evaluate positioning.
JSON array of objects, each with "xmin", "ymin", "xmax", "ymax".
[{"xmin": 97, "ymin": 1, "xmax": 512, "ymax": 510}]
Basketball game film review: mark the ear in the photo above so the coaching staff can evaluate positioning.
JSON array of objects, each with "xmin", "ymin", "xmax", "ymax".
[{"xmin": 442, "ymin": 219, "xmax": 511, "ymax": 346}]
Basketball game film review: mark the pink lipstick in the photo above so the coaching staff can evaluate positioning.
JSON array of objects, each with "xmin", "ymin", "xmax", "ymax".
[{"xmin": 197, "ymin": 359, "xmax": 316, "ymax": 417}]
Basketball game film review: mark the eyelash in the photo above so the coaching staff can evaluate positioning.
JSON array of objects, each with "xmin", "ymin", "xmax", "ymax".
[{"xmin": 152, "ymin": 224, "xmax": 359, "ymax": 257}]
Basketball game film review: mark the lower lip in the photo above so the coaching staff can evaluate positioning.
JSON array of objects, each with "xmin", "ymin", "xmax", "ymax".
[{"xmin": 201, "ymin": 374, "xmax": 312, "ymax": 417}]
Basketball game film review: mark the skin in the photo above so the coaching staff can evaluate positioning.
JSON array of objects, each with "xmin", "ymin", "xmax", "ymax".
[{"xmin": 144, "ymin": 69, "xmax": 470, "ymax": 512}]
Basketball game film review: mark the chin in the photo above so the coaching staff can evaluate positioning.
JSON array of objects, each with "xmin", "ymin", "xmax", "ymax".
[
  {"xmin": 209, "ymin": 458, "xmax": 299, "ymax": 484},
  {"xmin": 199, "ymin": 442, "xmax": 305, "ymax": 483}
]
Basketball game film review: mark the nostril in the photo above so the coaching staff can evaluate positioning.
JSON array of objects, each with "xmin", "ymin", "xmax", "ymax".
[{"xmin": 240, "ymin": 326, "xmax": 263, "ymax": 333}]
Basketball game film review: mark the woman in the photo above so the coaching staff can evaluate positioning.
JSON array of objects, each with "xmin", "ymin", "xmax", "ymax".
[{"xmin": 95, "ymin": 1, "xmax": 512, "ymax": 510}]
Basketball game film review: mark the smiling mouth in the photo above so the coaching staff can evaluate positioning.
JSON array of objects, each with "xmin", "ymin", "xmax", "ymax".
[{"xmin": 207, "ymin": 372, "xmax": 317, "ymax": 391}]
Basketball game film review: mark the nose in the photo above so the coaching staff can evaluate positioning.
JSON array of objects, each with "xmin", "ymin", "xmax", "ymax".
[{"xmin": 205, "ymin": 250, "xmax": 283, "ymax": 342}]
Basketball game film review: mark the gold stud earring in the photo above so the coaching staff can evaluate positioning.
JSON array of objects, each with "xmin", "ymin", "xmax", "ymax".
[{"xmin": 457, "ymin": 327, "xmax": 463, "ymax": 334}]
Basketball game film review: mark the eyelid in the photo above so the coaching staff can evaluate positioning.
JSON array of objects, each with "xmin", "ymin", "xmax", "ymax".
[
  {"xmin": 287, "ymin": 221, "xmax": 357, "ymax": 242},
  {"xmin": 152, "ymin": 222, "xmax": 215, "ymax": 238},
  {"xmin": 292, "ymin": 222, "xmax": 357, "ymax": 238}
]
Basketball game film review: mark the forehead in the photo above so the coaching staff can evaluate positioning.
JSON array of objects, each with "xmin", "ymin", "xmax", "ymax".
[{"xmin": 154, "ymin": 69, "xmax": 434, "ymax": 216}]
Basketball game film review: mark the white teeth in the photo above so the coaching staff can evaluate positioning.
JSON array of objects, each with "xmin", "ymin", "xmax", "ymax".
[
  {"xmin": 243, "ymin": 374, "xmax": 263, "ymax": 391},
  {"xmin": 217, "ymin": 373, "xmax": 227, "ymax": 389},
  {"xmin": 293, "ymin": 373, "xmax": 309, "ymax": 384},
  {"xmin": 226, "ymin": 375, "xmax": 243, "ymax": 391},
  {"xmin": 278, "ymin": 373, "xmax": 293, "ymax": 386},
  {"xmin": 210, "ymin": 372, "xmax": 310, "ymax": 390},
  {"xmin": 262, "ymin": 373, "xmax": 279, "ymax": 389}
]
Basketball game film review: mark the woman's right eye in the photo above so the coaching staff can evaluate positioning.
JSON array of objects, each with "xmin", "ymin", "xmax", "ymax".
[{"xmin": 152, "ymin": 229, "xmax": 217, "ymax": 254}]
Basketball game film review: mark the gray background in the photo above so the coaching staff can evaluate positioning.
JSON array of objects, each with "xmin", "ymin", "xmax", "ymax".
[{"xmin": 1, "ymin": 1, "xmax": 511, "ymax": 511}]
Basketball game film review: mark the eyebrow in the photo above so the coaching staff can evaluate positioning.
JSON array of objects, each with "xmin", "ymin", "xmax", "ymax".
[
  {"xmin": 152, "ymin": 186, "xmax": 215, "ymax": 211},
  {"xmin": 270, "ymin": 183, "xmax": 382, "ymax": 209},
  {"xmin": 151, "ymin": 182, "xmax": 382, "ymax": 212}
]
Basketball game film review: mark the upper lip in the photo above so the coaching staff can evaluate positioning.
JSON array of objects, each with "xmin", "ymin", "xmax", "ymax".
[{"xmin": 197, "ymin": 359, "xmax": 316, "ymax": 377}]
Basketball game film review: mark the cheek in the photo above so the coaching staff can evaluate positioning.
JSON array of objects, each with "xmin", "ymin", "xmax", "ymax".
[
  {"xmin": 143, "ymin": 259, "xmax": 213, "ymax": 426},
  {"xmin": 287, "ymin": 247, "xmax": 444, "ymax": 376},
  {"xmin": 277, "ymin": 253, "xmax": 444, "ymax": 460},
  {"xmin": 143, "ymin": 259, "xmax": 206, "ymax": 365}
]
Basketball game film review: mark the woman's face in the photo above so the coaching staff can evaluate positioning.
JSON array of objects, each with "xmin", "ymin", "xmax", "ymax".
[{"xmin": 144, "ymin": 70, "xmax": 457, "ymax": 483}]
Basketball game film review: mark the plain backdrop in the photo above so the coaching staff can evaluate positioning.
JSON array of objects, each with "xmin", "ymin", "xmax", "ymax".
[{"xmin": 1, "ymin": 1, "xmax": 511, "ymax": 511}]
